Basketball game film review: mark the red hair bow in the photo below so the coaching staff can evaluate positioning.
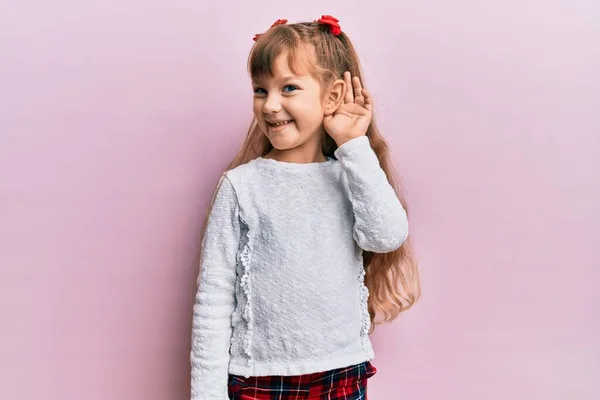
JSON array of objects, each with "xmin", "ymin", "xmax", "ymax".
[
  {"xmin": 316, "ymin": 15, "xmax": 342, "ymax": 36},
  {"xmin": 253, "ymin": 18, "xmax": 288, "ymax": 42}
]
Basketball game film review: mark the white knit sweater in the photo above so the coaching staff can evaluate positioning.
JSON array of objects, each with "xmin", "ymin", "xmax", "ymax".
[{"xmin": 190, "ymin": 136, "xmax": 408, "ymax": 399}]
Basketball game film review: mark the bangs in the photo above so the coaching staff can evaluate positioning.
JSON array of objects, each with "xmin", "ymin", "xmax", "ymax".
[{"xmin": 248, "ymin": 27, "xmax": 317, "ymax": 80}]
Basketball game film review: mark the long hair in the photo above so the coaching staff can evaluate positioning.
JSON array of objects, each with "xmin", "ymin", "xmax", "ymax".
[{"xmin": 198, "ymin": 21, "xmax": 420, "ymax": 333}]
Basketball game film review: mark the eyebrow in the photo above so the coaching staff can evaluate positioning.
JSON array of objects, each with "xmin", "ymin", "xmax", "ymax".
[{"xmin": 252, "ymin": 75, "xmax": 299, "ymax": 85}]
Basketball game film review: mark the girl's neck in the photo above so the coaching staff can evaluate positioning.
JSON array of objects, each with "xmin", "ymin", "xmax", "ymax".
[{"xmin": 263, "ymin": 138, "xmax": 327, "ymax": 164}]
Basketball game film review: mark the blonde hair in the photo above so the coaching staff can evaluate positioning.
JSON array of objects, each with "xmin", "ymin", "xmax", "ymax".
[{"xmin": 198, "ymin": 20, "xmax": 420, "ymax": 333}]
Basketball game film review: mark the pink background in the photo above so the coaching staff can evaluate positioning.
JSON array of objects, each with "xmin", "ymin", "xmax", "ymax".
[{"xmin": 1, "ymin": 1, "xmax": 598, "ymax": 399}]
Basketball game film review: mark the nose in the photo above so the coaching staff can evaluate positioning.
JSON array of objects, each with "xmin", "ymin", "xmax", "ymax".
[{"xmin": 263, "ymin": 93, "xmax": 282, "ymax": 114}]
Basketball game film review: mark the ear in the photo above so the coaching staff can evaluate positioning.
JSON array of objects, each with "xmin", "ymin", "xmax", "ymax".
[{"xmin": 323, "ymin": 78, "xmax": 345, "ymax": 116}]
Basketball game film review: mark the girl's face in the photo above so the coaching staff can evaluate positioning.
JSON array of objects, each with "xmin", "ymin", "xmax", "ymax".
[{"xmin": 252, "ymin": 53, "xmax": 326, "ymax": 153}]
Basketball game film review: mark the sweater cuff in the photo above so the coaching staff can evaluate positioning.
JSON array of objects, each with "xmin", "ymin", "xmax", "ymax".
[{"xmin": 333, "ymin": 136, "xmax": 371, "ymax": 159}]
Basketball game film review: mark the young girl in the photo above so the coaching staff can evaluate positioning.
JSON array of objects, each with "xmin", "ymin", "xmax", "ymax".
[{"xmin": 191, "ymin": 15, "xmax": 420, "ymax": 400}]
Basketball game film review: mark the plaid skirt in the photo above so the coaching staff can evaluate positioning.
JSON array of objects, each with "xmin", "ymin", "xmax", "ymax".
[{"xmin": 228, "ymin": 361, "xmax": 377, "ymax": 399}]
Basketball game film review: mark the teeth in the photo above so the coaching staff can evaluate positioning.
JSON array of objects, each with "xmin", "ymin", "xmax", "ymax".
[{"xmin": 271, "ymin": 120, "xmax": 292, "ymax": 126}]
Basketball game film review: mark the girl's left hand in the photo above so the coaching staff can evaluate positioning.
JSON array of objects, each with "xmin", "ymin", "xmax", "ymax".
[{"xmin": 323, "ymin": 71, "xmax": 373, "ymax": 146}]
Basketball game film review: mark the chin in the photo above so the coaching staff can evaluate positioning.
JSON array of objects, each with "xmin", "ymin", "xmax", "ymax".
[
  {"xmin": 268, "ymin": 136, "xmax": 299, "ymax": 150},
  {"xmin": 263, "ymin": 130, "xmax": 300, "ymax": 150}
]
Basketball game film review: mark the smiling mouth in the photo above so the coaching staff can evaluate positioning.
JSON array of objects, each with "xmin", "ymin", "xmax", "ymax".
[{"xmin": 268, "ymin": 119, "xmax": 294, "ymax": 127}]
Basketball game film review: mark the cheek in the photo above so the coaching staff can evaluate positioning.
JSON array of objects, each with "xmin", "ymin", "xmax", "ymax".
[
  {"xmin": 306, "ymin": 94, "xmax": 325, "ymax": 121},
  {"xmin": 300, "ymin": 105, "xmax": 325, "ymax": 126},
  {"xmin": 252, "ymin": 100, "xmax": 261, "ymax": 118},
  {"xmin": 294, "ymin": 100, "xmax": 324, "ymax": 125}
]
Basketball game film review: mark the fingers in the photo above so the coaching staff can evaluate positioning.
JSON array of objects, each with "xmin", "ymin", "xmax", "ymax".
[
  {"xmin": 362, "ymin": 87, "xmax": 373, "ymax": 112},
  {"xmin": 342, "ymin": 71, "xmax": 370, "ymax": 110},
  {"xmin": 343, "ymin": 71, "xmax": 353, "ymax": 104},
  {"xmin": 352, "ymin": 76, "xmax": 364, "ymax": 106}
]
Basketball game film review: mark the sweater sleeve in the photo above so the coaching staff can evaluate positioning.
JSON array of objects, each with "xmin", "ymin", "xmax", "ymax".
[
  {"xmin": 333, "ymin": 136, "xmax": 409, "ymax": 253},
  {"xmin": 190, "ymin": 174, "xmax": 240, "ymax": 400}
]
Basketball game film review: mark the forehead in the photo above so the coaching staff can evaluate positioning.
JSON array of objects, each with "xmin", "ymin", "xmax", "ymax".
[{"xmin": 252, "ymin": 49, "xmax": 316, "ymax": 84}]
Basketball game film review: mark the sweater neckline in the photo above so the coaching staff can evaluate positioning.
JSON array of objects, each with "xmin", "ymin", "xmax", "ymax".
[{"xmin": 255, "ymin": 156, "xmax": 336, "ymax": 170}]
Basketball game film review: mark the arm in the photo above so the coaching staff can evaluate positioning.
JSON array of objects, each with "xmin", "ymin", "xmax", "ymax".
[
  {"xmin": 334, "ymin": 136, "xmax": 409, "ymax": 253},
  {"xmin": 191, "ymin": 174, "xmax": 240, "ymax": 400}
]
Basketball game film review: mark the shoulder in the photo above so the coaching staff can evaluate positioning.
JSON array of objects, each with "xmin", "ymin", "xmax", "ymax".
[{"xmin": 224, "ymin": 158, "xmax": 261, "ymax": 188}]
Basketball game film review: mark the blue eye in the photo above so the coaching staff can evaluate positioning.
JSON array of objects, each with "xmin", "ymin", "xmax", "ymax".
[{"xmin": 253, "ymin": 85, "xmax": 298, "ymax": 95}]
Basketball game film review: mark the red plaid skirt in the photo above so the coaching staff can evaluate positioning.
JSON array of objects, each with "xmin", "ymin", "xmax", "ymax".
[{"xmin": 228, "ymin": 361, "xmax": 377, "ymax": 399}]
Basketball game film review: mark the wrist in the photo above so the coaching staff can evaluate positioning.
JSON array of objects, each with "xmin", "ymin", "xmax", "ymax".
[{"xmin": 334, "ymin": 134, "xmax": 364, "ymax": 147}]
